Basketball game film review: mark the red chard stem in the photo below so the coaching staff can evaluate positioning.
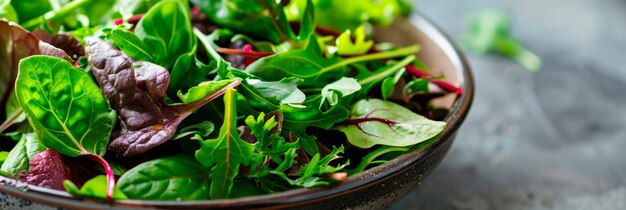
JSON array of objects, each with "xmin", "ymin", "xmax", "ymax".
[{"xmin": 85, "ymin": 154, "xmax": 115, "ymax": 200}]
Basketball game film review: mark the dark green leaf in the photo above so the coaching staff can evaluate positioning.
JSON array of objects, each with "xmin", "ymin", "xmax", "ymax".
[
  {"xmin": 178, "ymin": 80, "xmax": 237, "ymax": 104},
  {"xmin": 381, "ymin": 68, "xmax": 406, "ymax": 100},
  {"xmin": 335, "ymin": 99, "xmax": 446, "ymax": 148},
  {"xmin": 195, "ymin": 88, "xmax": 254, "ymax": 199},
  {"xmin": 404, "ymin": 78, "xmax": 430, "ymax": 94},
  {"xmin": 111, "ymin": 28, "xmax": 154, "ymax": 61},
  {"xmin": 135, "ymin": 0, "xmax": 193, "ymax": 69},
  {"xmin": 0, "ymin": 133, "xmax": 45, "ymax": 177},
  {"xmin": 117, "ymin": 155, "xmax": 212, "ymax": 200},
  {"xmin": 172, "ymin": 121, "xmax": 215, "ymax": 141},
  {"xmin": 16, "ymin": 55, "xmax": 116, "ymax": 157},
  {"xmin": 276, "ymin": 146, "xmax": 348, "ymax": 187},
  {"xmin": 64, "ymin": 175, "xmax": 127, "ymax": 200}
]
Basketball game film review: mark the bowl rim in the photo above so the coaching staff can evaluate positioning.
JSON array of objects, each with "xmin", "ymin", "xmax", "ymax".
[{"xmin": 0, "ymin": 13, "xmax": 474, "ymax": 210}]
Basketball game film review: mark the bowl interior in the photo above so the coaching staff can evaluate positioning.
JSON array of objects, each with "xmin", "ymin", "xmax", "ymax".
[{"xmin": 0, "ymin": 14, "xmax": 473, "ymax": 210}]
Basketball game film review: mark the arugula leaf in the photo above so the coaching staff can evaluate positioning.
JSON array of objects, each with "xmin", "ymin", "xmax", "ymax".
[
  {"xmin": 335, "ymin": 99, "xmax": 446, "ymax": 148},
  {"xmin": 117, "ymin": 155, "xmax": 212, "ymax": 200},
  {"xmin": 135, "ymin": 0, "xmax": 193, "ymax": 69},
  {"xmin": 320, "ymin": 77, "xmax": 362, "ymax": 107},
  {"xmin": 462, "ymin": 10, "xmax": 542, "ymax": 71},
  {"xmin": 195, "ymin": 88, "xmax": 254, "ymax": 199},
  {"xmin": 86, "ymin": 38, "xmax": 240, "ymax": 157},
  {"xmin": 64, "ymin": 175, "xmax": 128, "ymax": 200},
  {"xmin": 245, "ymin": 113, "xmax": 298, "ymax": 173},
  {"xmin": 277, "ymin": 146, "xmax": 348, "ymax": 187},
  {"xmin": 111, "ymin": 28, "xmax": 154, "ymax": 62},
  {"xmin": 0, "ymin": 133, "xmax": 45, "ymax": 177},
  {"xmin": 336, "ymin": 26, "xmax": 374, "ymax": 56}
]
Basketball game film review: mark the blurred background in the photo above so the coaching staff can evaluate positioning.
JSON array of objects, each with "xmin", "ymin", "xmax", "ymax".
[{"xmin": 392, "ymin": 0, "xmax": 626, "ymax": 209}]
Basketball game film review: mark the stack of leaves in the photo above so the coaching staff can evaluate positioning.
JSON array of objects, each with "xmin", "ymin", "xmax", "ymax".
[{"xmin": 0, "ymin": 0, "xmax": 461, "ymax": 201}]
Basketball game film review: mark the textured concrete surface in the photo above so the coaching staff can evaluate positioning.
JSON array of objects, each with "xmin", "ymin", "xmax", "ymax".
[{"xmin": 391, "ymin": 0, "xmax": 626, "ymax": 209}]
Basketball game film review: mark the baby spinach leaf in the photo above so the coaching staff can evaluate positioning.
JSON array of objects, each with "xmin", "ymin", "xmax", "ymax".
[
  {"xmin": 320, "ymin": 77, "xmax": 361, "ymax": 107},
  {"xmin": 86, "ymin": 38, "xmax": 240, "ymax": 157},
  {"xmin": 336, "ymin": 26, "xmax": 374, "ymax": 56},
  {"xmin": 134, "ymin": 0, "xmax": 193, "ymax": 69},
  {"xmin": 111, "ymin": 28, "xmax": 154, "ymax": 62},
  {"xmin": 243, "ymin": 77, "xmax": 306, "ymax": 106},
  {"xmin": 117, "ymin": 155, "xmax": 211, "ymax": 200},
  {"xmin": 0, "ymin": 133, "xmax": 45, "ymax": 177},
  {"xmin": 16, "ymin": 55, "xmax": 116, "ymax": 157},
  {"xmin": 335, "ymin": 99, "xmax": 446, "ymax": 148},
  {"xmin": 0, "ymin": 20, "xmax": 70, "ymax": 133},
  {"xmin": 64, "ymin": 175, "xmax": 128, "ymax": 200},
  {"xmin": 195, "ymin": 88, "xmax": 254, "ymax": 199}
]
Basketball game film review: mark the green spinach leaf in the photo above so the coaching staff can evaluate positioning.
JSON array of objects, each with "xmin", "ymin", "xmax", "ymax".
[
  {"xmin": 0, "ymin": 133, "xmax": 45, "ymax": 177},
  {"xmin": 117, "ymin": 155, "xmax": 212, "ymax": 200},
  {"xmin": 195, "ymin": 88, "xmax": 254, "ymax": 199},
  {"xmin": 134, "ymin": 0, "xmax": 193, "ymax": 69},
  {"xmin": 16, "ymin": 55, "xmax": 116, "ymax": 157},
  {"xmin": 111, "ymin": 28, "xmax": 154, "ymax": 62},
  {"xmin": 335, "ymin": 99, "xmax": 446, "ymax": 148}
]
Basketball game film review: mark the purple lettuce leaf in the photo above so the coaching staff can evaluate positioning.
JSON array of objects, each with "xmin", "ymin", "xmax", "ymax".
[
  {"xmin": 18, "ymin": 149, "xmax": 97, "ymax": 190},
  {"xmin": 85, "ymin": 38, "xmax": 240, "ymax": 157}
]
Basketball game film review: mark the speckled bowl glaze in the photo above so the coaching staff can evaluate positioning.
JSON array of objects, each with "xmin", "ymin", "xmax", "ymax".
[{"xmin": 0, "ymin": 14, "xmax": 474, "ymax": 210}]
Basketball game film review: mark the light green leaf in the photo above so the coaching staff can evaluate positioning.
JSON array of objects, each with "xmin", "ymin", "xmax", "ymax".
[
  {"xmin": 117, "ymin": 155, "xmax": 211, "ymax": 200},
  {"xmin": 336, "ymin": 26, "xmax": 374, "ymax": 56},
  {"xmin": 244, "ymin": 77, "xmax": 306, "ymax": 105},
  {"xmin": 178, "ymin": 80, "xmax": 236, "ymax": 104},
  {"xmin": 335, "ymin": 99, "xmax": 446, "ymax": 148},
  {"xmin": 15, "ymin": 55, "xmax": 116, "ymax": 157},
  {"xmin": 64, "ymin": 175, "xmax": 127, "ymax": 200},
  {"xmin": 195, "ymin": 88, "xmax": 254, "ymax": 199},
  {"xmin": 321, "ymin": 77, "xmax": 361, "ymax": 106}
]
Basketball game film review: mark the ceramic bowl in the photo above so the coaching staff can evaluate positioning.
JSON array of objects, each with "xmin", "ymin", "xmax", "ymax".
[{"xmin": 0, "ymin": 13, "xmax": 474, "ymax": 210}]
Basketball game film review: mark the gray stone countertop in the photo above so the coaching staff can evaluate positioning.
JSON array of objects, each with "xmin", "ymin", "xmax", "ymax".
[{"xmin": 391, "ymin": 0, "xmax": 626, "ymax": 209}]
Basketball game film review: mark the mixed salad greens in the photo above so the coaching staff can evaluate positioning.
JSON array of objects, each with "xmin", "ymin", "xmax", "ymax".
[{"xmin": 0, "ymin": 0, "xmax": 462, "ymax": 201}]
